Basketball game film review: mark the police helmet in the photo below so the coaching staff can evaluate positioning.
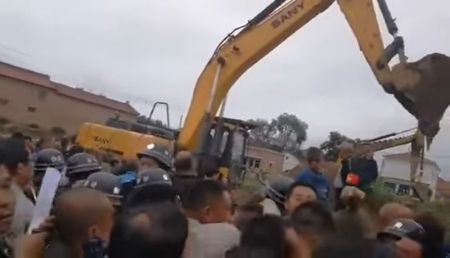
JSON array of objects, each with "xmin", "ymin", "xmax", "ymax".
[
  {"xmin": 126, "ymin": 168, "xmax": 178, "ymax": 207},
  {"xmin": 33, "ymin": 148, "xmax": 65, "ymax": 174},
  {"xmin": 137, "ymin": 144, "xmax": 172, "ymax": 171},
  {"xmin": 84, "ymin": 172, "xmax": 123, "ymax": 206},
  {"xmin": 264, "ymin": 175, "xmax": 294, "ymax": 205},
  {"xmin": 66, "ymin": 152, "xmax": 102, "ymax": 178},
  {"xmin": 136, "ymin": 168, "xmax": 173, "ymax": 187}
]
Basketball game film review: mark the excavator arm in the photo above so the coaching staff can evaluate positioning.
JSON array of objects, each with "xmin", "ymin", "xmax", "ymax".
[{"xmin": 177, "ymin": 0, "xmax": 449, "ymax": 151}]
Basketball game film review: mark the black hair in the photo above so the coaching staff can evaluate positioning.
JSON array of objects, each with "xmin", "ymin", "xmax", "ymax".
[
  {"xmin": 290, "ymin": 201, "xmax": 335, "ymax": 239},
  {"xmin": 125, "ymin": 184, "xmax": 179, "ymax": 208},
  {"xmin": 285, "ymin": 181, "xmax": 318, "ymax": 201},
  {"xmin": 306, "ymin": 147, "xmax": 323, "ymax": 164},
  {"xmin": 183, "ymin": 179, "xmax": 227, "ymax": 210},
  {"xmin": 174, "ymin": 155, "xmax": 192, "ymax": 171},
  {"xmin": 238, "ymin": 215, "xmax": 287, "ymax": 258},
  {"xmin": 415, "ymin": 213, "xmax": 446, "ymax": 258},
  {"xmin": 313, "ymin": 236, "xmax": 379, "ymax": 258},
  {"xmin": 0, "ymin": 138, "xmax": 29, "ymax": 174},
  {"xmin": 23, "ymin": 135, "xmax": 32, "ymax": 142},
  {"xmin": 108, "ymin": 203, "xmax": 188, "ymax": 258},
  {"xmin": 233, "ymin": 204, "xmax": 264, "ymax": 232}
]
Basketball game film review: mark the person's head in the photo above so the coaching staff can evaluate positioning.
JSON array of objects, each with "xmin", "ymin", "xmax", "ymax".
[
  {"xmin": 184, "ymin": 179, "xmax": 232, "ymax": 223},
  {"xmin": 0, "ymin": 157, "xmax": 15, "ymax": 236},
  {"xmin": 306, "ymin": 147, "xmax": 324, "ymax": 172},
  {"xmin": 284, "ymin": 182, "xmax": 317, "ymax": 215},
  {"xmin": 338, "ymin": 142, "xmax": 354, "ymax": 160},
  {"xmin": 239, "ymin": 215, "xmax": 298, "ymax": 258},
  {"xmin": 108, "ymin": 203, "xmax": 188, "ymax": 258},
  {"xmin": 23, "ymin": 135, "xmax": 34, "ymax": 153},
  {"xmin": 83, "ymin": 172, "xmax": 124, "ymax": 208},
  {"xmin": 313, "ymin": 236, "xmax": 379, "ymax": 258},
  {"xmin": 33, "ymin": 148, "xmax": 65, "ymax": 189},
  {"xmin": 109, "ymin": 158, "xmax": 122, "ymax": 170},
  {"xmin": 0, "ymin": 138, "xmax": 32, "ymax": 189},
  {"xmin": 137, "ymin": 144, "xmax": 172, "ymax": 172},
  {"xmin": 415, "ymin": 213, "xmax": 445, "ymax": 258},
  {"xmin": 125, "ymin": 168, "xmax": 179, "ymax": 208},
  {"xmin": 66, "ymin": 152, "xmax": 102, "ymax": 185},
  {"xmin": 378, "ymin": 202, "xmax": 415, "ymax": 230},
  {"xmin": 290, "ymin": 201, "xmax": 335, "ymax": 248},
  {"xmin": 377, "ymin": 218, "xmax": 426, "ymax": 258},
  {"xmin": 10, "ymin": 132, "xmax": 24, "ymax": 140},
  {"xmin": 54, "ymin": 188, "xmax": 115, "ymax": 246},
  {"xmin": 174, "ymin": 151, "xmax": 194, "ymax": 173},
  {"xmin": 232, "ymin": 204, "xmax": 263, "ymax": 231}
]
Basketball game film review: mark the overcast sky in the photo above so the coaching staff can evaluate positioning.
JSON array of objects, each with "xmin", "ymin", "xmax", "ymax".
[{"xmin": 1, "ymin": 0, "xmax": 450, "ymax": 175}]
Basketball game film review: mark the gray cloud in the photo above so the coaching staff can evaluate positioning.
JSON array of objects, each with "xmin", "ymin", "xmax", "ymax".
[{"xmin": 1, "ymin": 0, "xmax": 450, "ymax": 173}]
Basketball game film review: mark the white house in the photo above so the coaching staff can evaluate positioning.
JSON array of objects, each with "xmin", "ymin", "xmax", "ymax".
[
  {"xmin": 282, "ymin": 152, "xmax": 300, "ymax": 172},
  {"xmin": 380, "ymin": 153, "xmax": 440, "ymax": 200}
]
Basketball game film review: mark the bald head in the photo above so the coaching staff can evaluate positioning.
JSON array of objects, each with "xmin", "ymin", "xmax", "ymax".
[
  {"xmin": 378, "ymin": 202, "xmax": 414, "ymax": 229},
  {"xmin": 55, "ymin": 188, "xmax": 115, "ymax": 242}
]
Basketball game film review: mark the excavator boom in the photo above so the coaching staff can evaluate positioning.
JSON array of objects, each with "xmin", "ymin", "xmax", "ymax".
[{"xmin": 177, "ymin": 0, "xmax": 450, "ymax": 152}]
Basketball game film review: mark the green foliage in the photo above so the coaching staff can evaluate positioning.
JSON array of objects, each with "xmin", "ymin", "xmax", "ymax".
[
  {"xmin": 248, "ymin": 113, "xmax": 308, "ymax": 156},
  {"xmin": 320, "ymin": 131, "xmax": 354, "ymax": 161}
]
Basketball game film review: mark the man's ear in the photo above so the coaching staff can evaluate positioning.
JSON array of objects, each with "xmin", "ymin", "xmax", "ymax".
[{"xmin": 87, "ymin": 225, "xmax": 99, "ymax": 240}]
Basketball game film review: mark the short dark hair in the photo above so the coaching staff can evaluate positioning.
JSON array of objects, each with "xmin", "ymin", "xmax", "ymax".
[
  {"xmin": 125, "ymin": 184, "xmax": 179, "ymax": 208},
  {"xmin": 286, "ymin": 181, "xmax": 318, "ymax": 200},
  {"xmin": 183, "ymin": 179, "xmax": 227, "ymax": 210},
  {"xmin": 0, "ymin": 138, "xmax": 29, "ymax": 174},
  {"xmin": 174, "ymin": 155, "xmax": 192, "ymax": 171},
  {"xmin": 109, "ymin": 203, "xmax": 188, "ymax": 258},
  {"xmin": 415, "ymin": 213, "xmax": 445, "ymax": 258},
  {"xmin": 290, "ymin": 201, "xmax": 335, "ymax": 238},
  {"xmin": 306, "ymin": 147, "xmax": 323, "ymax": 164},
  {"xmin": 313, "ymin": 236, "xmax": 378, "ymax": 258},
  {"xmin": 24, "ymin": 135, "xmax": 32, "ymax": 142},
  {"xmin": 239, "ymin": 215, "xmax": 287, "ymax": 258}
]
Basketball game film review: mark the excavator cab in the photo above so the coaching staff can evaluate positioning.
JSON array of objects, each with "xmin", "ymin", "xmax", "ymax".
[{"xmin": 197, "ymin": 117, "xmax": 256, "ymax": 186}]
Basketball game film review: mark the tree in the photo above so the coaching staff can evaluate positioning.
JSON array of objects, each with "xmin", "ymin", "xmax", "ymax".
[
  {"xmin": 248, "ymin": 113, "xmax": 308, "ymax": 156},
  {"xmin": 320, "ymin": 131, "xmax": 353, "ymax": 161},
  {"xmin": 274, "ymin": 113, "xmax": 308, "ymax": 153},
  {"xmin": 136, "ymin": 115, "xmax": 165, "ymax": 128}
]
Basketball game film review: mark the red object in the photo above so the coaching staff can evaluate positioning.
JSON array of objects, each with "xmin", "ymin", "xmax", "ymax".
[{"xmin": 346, "ymin": 172, "xmax": 361, "ymax": 186}]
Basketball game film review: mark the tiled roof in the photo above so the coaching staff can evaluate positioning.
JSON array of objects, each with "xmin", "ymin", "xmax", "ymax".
[{"xmin": 0, "ymin": 61, "xmax": 139, "ymax": 116}]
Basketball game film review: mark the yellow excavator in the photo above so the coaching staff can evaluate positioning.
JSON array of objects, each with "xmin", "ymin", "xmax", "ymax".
[{"xmin": 77, "ymin": 0, "xmax": 450, "ymax": 185}]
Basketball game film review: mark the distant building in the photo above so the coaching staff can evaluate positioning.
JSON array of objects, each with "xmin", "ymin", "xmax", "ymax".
[
  {"xmin": 0, "ymin": 61, "xmax": 139, "ymax": 134},
  {"xmin": 245, "ymin": 146, "xmax": 284, "ymax": 174},
  {"xmin": 282, "ymin": 152, "xmax": 300, "ymax": 172},
  {"xmin": 380, "ymin": 153, "xmax": 440, "ymax": 200}
]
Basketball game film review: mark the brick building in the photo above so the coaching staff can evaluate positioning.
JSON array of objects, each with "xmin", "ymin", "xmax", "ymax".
[
  {"xmin": 0, "ymin": 61, "xmax": 139, "ymax": 134},
  {"xmin": 245, "ymin": 146, "xmax": 285, "ymax": 174}
]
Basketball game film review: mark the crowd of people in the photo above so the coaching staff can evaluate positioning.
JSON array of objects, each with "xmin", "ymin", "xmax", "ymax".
[{"xmin": 0, "ymin": 132, "xmax": 448, "ymax": 258}]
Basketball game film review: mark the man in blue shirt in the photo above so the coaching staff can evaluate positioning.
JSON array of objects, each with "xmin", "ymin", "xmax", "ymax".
[{"xmin": 296, "ymin": 147, "xmax": 331, "ymax": 204}]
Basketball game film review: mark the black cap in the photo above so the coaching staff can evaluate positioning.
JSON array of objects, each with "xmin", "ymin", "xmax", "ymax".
[
  {"xmin": 66, "ymin": 152, "xmax": 102, "ymax": 176},
  {"xmin": 83, "ymin": 172, "xmax": 122, "ymax": 206},
  {"xmin": 378, "ymin": 218, "xmax": 426, "ymax": 243},
  {"xmin": 136, "ymin": 144, "xmax": 172, "ymax": 171}
]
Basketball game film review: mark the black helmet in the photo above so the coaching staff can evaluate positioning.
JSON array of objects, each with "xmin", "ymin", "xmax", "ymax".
[
  {"xmin": 126, "ymin": 168, "xmax": 177, "ymax": 207},
  {"xmin": 136, "ymin": 168, "xmax": 173, "ymax": 187},
  {"xmin": 66, "ymin": 152, "xmax": 101, "ymax": 179},
  {"xmin": 83, "ymin": 172, "xmax": 123, "ymax": 206},
  {"xmin": 264, "ymin": 175, "xmax": 294, "ymax": 205},
  {"xmin": 137, "ymin": 144, "xmax": 172, "ymax": 171},
  {"xmin": 33, "ymin": 148, "xmax": 65, "ymax": 174}
]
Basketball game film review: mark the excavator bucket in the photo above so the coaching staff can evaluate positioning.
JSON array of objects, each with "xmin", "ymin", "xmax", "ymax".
[{"xmin": 390, "ymin": 53, "xmax": 450, "ymax": 140}]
